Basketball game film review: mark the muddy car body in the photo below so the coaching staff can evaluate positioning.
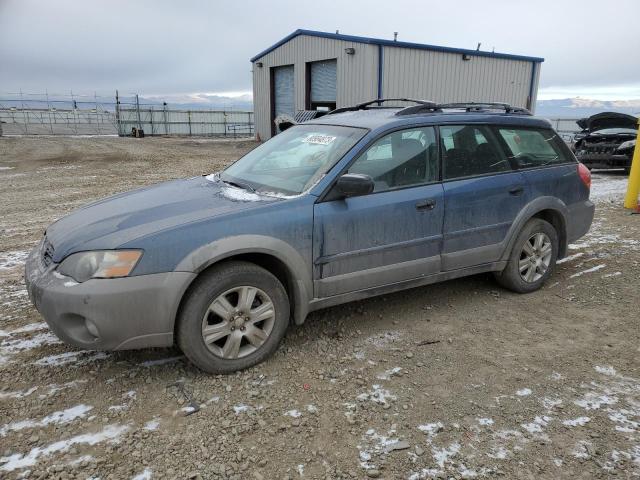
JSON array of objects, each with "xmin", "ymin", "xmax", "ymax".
[
  {"xmin": 26, "ymin": 100, "xmax": 595, "ymax": 373},
  {"xmin": 574, "ymin": 112, "xmax": 637, "ymax": 172}
]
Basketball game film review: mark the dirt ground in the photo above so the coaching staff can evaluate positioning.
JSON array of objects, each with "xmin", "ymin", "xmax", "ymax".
[{"xmin": 0, "ymin": 136, "xmax": 638, "ymax": 480}]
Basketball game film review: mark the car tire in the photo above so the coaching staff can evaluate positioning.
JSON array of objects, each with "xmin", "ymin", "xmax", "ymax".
[
  {"xmin": 177, "ymin": 261, "xmax": 290, "ymax": 374},
  {"xmin": 493, "ymin": 218, "xmax": 558, "ymax": 294}
]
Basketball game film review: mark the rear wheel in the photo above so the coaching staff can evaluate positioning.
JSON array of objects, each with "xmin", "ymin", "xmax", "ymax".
[
  {"xmin": 177, "ymin": 261, "xmax": 290, "ymax": 374},
  {"xmin": 494, "ymin": 218, "xmax": 558, "ymax": 293}
]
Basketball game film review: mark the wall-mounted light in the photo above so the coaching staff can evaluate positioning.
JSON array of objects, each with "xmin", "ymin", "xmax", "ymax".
[
  {"xmin": 345, "ymin": 47, "xmax": 355, "ymax": 55},
  {"xmin": 255, "ymin": 62, "xmax": 263, "ymax": 67},
  {"xmin": 462, "ymin": 54, "xmax": 471, "ymax": 61}
]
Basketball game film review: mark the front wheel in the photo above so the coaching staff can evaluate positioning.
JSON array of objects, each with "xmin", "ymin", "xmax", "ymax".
[
  {"xmin": 494, "ymin": 218, "xmax": 558, "ymax": 293},
  {"xmin": 177, "ymin": 261, "xmax": 290, "ymax": 374}
]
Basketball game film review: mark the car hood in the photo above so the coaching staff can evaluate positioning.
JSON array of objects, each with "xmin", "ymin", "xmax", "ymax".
[
  {"xmin": 46, "ymin": 175, "xmax": 280, "ymax": 262},
  {"xmin": 577, "ymin": 112, "xmax": 638, "ymax": 132}
]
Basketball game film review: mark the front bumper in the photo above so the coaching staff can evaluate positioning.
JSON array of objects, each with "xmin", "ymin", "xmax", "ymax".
[
  {"xmin": 25, "ymin": 243, "xmax": 196, "ymax": 351},
  {"xmin": 577, "ymin": 153, "xmax": 632, "ymax": 169}
]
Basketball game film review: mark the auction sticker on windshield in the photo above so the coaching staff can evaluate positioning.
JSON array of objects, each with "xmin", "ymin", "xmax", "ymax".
[{"xmin": 303, "ymin": 134, "xmax": 336, "ymax": 145}]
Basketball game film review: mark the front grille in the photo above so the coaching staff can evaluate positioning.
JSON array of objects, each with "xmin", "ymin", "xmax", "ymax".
[{"xmin": 41, "ymin": 237, "xmax": 55, "ymax": 267}]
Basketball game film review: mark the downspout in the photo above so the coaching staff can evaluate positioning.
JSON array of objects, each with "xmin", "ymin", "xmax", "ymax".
[
  {"xmin": 377, "ymin": 44, "xmax": 384, "ymax": 105},
  {"xmin": 527, "ymin": 61, "xmax": 537, "ymax": 112}
]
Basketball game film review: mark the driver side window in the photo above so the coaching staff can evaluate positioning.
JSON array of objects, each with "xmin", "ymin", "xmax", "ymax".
[{"xmin": 348, "ymin": 127, "xmax": 438, "ymax": 193}]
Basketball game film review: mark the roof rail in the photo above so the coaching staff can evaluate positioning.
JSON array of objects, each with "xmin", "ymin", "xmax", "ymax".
[
  {"xmin": 434, "ymin": 102, "xmax": 532, "ymax": 115},
  {"xmin": 328, "ymin": 98, "xmax": 436, "ymax": 115}
]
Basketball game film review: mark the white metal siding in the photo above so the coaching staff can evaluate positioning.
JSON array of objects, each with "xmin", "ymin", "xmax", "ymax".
[
  {"xmin": 252, "ymin": 35, "xmax": 542, "ymax": 140},
  {"xmin": 381, "ymin": 46, "xmax": 536, "ymax": 109},
  {"xmin": 252, "ymin": 35, "xmax": 378, "ymax": 140}
]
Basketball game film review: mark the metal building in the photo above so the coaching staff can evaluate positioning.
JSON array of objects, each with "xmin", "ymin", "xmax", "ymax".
[{"xmin": 251, "ymin": 29, "xmax": 544, "ymax": 140}]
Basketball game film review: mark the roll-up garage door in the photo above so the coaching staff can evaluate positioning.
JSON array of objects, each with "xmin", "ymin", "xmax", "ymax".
[
  {"xmin": 310, "ymin": 59, "xmax": 337, "ymax": 103},
  {"xmin": 273, "ymin": 65, "xmax": 295, "ymax": 118}
]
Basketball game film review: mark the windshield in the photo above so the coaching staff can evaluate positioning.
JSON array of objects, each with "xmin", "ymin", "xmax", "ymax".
[{"xmin": 221, "ymin": 125, "xmax": 366, "ymax": 195}]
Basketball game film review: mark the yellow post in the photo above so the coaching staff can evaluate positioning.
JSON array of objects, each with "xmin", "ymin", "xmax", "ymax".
[{"xmin": 624, "ymin": 118, "xmax": 640, "ymax": 209}]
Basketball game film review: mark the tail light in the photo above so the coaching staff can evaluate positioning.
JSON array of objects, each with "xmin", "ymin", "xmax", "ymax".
[{"xmin": 577, "ymin": 163, "xmax": 591, "ymax": 189}]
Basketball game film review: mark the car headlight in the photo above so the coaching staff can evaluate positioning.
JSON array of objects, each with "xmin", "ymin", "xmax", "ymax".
[
  {"xmin": 57, "ymin": 250, "xmax": 142, "ymax": 283},
  {"xmin": 618, "ymin": 139, "xmax": 636, "ymax": 150}
]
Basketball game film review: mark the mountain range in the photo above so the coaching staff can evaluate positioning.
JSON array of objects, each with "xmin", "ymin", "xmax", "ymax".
[{"xmin": 534, "ymin": 98, "xmax": 640, "ymax": 118}]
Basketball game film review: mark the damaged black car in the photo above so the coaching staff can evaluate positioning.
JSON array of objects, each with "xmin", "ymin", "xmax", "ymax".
[{"xmin": 573, "ymin": 112, "xmax": 637, "ymax": 172}]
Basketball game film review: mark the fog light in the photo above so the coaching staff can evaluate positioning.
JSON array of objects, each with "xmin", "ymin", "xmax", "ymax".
[{"xmin": 85, "ymin": 319, "xmax": 99, "ymax": 338}]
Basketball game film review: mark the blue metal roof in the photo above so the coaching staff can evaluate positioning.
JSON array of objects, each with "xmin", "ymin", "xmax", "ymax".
[{"xmin": 250, "ymin": 29, "xmax": 545, "ymax": 63}]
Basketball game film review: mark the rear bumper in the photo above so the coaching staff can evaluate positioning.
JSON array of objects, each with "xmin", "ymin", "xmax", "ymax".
[
  {"xmin": 25, "ymin": 244, "xmax": 196, "ymax": 351},
  {"xmin": 567, "ymin": 199, "xmax": 595, "ymax": 244}
]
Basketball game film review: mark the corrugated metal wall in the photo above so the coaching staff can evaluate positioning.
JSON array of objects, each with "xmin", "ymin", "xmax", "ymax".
[
  {"xmin": 253, "ymin": 34, "xmax": 541, "ymax": 140},
  {"xmin": 252, "ymin": 35, "xmax": 378, "ymax": 140},
  {"xmin": 382, "ymin": 46, "xmax": 536, "ymax": 108}
]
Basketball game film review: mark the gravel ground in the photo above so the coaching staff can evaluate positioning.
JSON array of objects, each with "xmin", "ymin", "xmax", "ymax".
[{"xmin": 0, "ymin": 136, "xmax": 639, "ymax": 480}]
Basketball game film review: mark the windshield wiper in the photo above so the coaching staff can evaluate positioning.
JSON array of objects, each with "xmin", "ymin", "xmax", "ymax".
[{"xmin": 220, "ymin": 177, "xmax": 256, "ymax": 193}]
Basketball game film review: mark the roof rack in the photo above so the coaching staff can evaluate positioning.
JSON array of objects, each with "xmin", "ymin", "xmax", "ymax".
[
  {"xmin": 428, "ymin": 102, "xmax": 532, "ymax": 115},
  {"xmin": 328, "ymin": 98, "xmax": 437, "ymax": 115}
]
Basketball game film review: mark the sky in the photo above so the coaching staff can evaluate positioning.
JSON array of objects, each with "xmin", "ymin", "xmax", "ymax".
[{"xmin": 1, "ymin": 0, "xmax": 639, "ymax": 101}]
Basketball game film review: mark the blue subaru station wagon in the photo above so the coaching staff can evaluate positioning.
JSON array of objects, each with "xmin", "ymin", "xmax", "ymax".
[{"xmin": 25, "ymin": 100, "xmax": 594, "ymax": 373}]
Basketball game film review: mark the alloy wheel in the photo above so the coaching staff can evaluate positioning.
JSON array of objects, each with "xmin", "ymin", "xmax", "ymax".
[
  {"xmin": 201, "ymin": 286, "xmax": 275, "ymax": 359},
  {"xmin": 518, "ymin": 232, "xmax": 552, "ymax": 283}
]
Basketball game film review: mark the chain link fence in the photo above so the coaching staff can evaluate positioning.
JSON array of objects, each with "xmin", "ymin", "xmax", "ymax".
[{"xmin": 0, "ymin": 91, "xmax": 253, "ymax": 137}]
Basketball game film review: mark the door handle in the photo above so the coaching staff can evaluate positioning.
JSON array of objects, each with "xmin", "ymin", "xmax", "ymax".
[
  {"xmin": 509, "ymin": 186, "xmax": 524, "ymax": 196},
  {"xmin": 416, "ymin": 199, "xmax": 436, "ymax": 211}
]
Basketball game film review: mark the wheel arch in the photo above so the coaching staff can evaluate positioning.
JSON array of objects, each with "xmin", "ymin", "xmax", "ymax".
[
  {"xmin": 174, "ymin": 235, "xmax": 312, "ymax": 330},
  {"xmin": 501, "ymin": 197, "xmax": 570, "ymax": 262}
]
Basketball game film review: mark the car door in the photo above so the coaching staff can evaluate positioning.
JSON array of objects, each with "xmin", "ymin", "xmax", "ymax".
[
  {"xmin": 494, "ymin": 126, "xmax": 583, "ymax": 207},
  {"xmin": 440, "ymin": 124, "xmax": 530, "ymax": 270},
  {"xmin": 313, "ymin": 126, "xmax": 444, "ymax": 298}
]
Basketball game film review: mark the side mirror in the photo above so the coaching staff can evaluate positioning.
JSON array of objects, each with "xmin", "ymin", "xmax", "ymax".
[{"xmin": 336, "ymin": 173, "xmax": 374, "ymax": 197}]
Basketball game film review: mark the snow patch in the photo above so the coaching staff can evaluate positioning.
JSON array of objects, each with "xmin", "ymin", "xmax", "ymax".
[
  {"xmin": 516, "ymin": 388, "xmax": 532, "ymax": 397},
  {"xmin": 602, "ymin": 271, "xmax": 622, "ymax": 278},
  {"xmin": 0, "ymin": 424, "xmax": 128, "ymax": 472},
  {"xmin": 0, "ymin": 250, "xmax": 29, "ymax": 271},
  {"xmin": 570, "ymin": 264, "xmax": 606, "ymax": 278},
  {"xmin": 433, "ymin": 442, "xmax": 460, "ymax": 468},
  {"xmin": 0, "ymin": 332, "xmax": 61, "ymax": 356},
  {"xmin": 376, "ymin": 367, "xmax": 402, "ymax": 380},
  {"xmin": 33, "ymin": 350, "xmax": 109, "ymax": 367},
  {"xmin": 562, "ymin": 417, "xmax": 590, "ymax": 427},
  {"xmin": 574, "ymin": 392, "xmax": 618, "ymax": 410},
  {"xmin": 556, "ymin": 252, "xmax": 584, "ymax": 264},
  {"xmin": 477, "ymin": 418, "xmax": 494, "ymax": 426},
  {"xmin": 131, "ymin": 467, "xmax": 152, "ymax": 480},
  {"xmin": 219, "ymin": 185, "xmax": 263, "ymax": 202},
  {"xmin": 595, "ymin": 365, "xmax": 617, "ymax": 376},
  {"xmin": 233, "ymin": 404, "xmax": 249, "ymax": 414},
  {"xmin": 0, "ymin": 404, "xmax": 93, "ymax": 437},
  {"xmin": 143, "ymin": 419, "xmax": 160, "ymax": 431},
  {"xmin": 284, "ymin": 409, "xmax": 301, "ymax": 418},
  {"xmin": 521, "ymin": 415, "xmax": 551, "ymax": 434},
  {"xmin": 357, "ymin": 385, "xmax": 396, "ymax": 405}
]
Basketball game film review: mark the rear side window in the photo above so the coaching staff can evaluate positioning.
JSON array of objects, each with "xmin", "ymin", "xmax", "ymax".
[
  {"xmin": 440, "ymin": 125, "xmax": 511, "ymax": 180},
  {"xmin": 496, "ymin": 128, "xmax": 571, "ymax": 169}
]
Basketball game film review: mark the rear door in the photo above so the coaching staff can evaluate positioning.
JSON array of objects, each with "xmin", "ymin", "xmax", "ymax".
[
  {"xmin": 494, "ymin": 127, "xmax": 582, "ymax": 207},
  {"xmin": 313, "ymin": 126, "xmax": 444, "ymax": 298},
  {"xmin": 440, "ymin": 124, "xmax": 529, "ymax": 270}
]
